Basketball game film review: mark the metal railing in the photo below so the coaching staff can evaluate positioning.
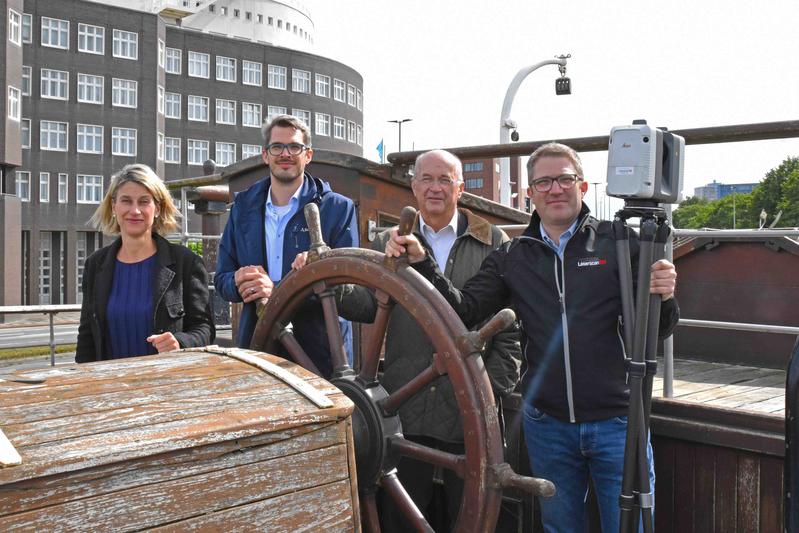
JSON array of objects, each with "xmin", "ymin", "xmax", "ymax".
[{"xmin": 0, "ymin": 305, "xmax": 81, "ymax": 366}]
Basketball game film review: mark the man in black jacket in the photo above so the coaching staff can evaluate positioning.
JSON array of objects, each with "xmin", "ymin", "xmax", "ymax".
[{"xmin": 386, "ymin": 143, "xmax": 678, "ymax": 532}]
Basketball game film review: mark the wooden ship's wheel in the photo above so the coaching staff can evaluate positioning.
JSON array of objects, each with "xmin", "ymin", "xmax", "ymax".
[{"xmin": 250, "ymin": 205, "xmax": 554, "ymax": 532}]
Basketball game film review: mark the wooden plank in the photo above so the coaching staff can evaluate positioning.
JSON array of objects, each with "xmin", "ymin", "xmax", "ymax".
[
  {"xmin": 737, "ymin": 454, "xmax": 760, "ymax": 533},
  {"xmin": 653, "ymin": 437, "xmax": 675, "ymax": 533},
  {"xmin": 673, "ymin": 440, "xmax": 695, "ymax": 533},
  {"xmin": 0, "ymin": 422, "xmax": 345, "ymax": 517},
  {"xmin": 0, "ymin": 429, "xmax": 21, "ymax": 467},
  {"xmin": 675, "ymin": 372, "xmax": 784, "ymax": 404},
  {"xmin": 667, "ymin": 367, "xmax": 777, "ymax": 399},
  {"xmin": 759, "ymin": 456, "xmax": 784, "ymax": 532},
  {"xmin": 713, "ymin": 448, "xmax": 737, "ymax": 532},
  {"xmin": 0, "ymin": 393, "xmax": 352, "ymax": 485},
  {"xmin": 151, "ymin": 479, "xmax": 357, "ymax": 532},
  {"xmin": 0, "ymin": 441, "xmax": 352, "ymax": 531},
  {"xmin": 694, "ymin": 446, "xmax": 716, "ymax": 532},
  {"xmin": 738, "ymin": 396, "xmax": 786, "ymax": 416}
]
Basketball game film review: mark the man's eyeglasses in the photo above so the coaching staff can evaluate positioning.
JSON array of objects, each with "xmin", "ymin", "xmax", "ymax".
[
  {"xmin": 530, "ymin": 173, "xmax": 582, "ymax": 193},
  {"xmin": 266, "ymin": 143, "xmax": 309, "ymax": 156},
  {"xmin": 415, "ymin": 176, "xmax": 457, "ymax": 188}
]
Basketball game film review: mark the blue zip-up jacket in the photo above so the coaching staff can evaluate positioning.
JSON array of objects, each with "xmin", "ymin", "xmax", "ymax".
[{"xmin": 214, "ymin": 173, "xmax": 359, "ymax": 377}]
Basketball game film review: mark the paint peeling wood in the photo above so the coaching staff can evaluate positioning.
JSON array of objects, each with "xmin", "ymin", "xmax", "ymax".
[{"xmin": 0, "ymin": 350, "xmax": 359, "ymax": 530}]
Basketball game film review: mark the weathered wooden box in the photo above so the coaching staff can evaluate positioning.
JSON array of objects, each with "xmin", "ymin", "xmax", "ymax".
[{"xmin": 0, "ymin": 347, "xmax": 359, "ymax": 532}]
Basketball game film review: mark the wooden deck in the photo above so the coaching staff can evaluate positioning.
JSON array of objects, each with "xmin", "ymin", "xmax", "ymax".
[{"xmin": 653, "ymin": 357, "xmax": 786, "ymax": 417}]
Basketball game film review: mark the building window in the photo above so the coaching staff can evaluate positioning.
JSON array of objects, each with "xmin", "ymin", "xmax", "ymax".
[
  {"xmin": 16, "ymin": 171, "xmax": 30, "ymax": 201},
  {"xmin": 111, "ymin": 127, "xmax": 137, "ymax": 156},
  {"xmin": 158, "ymin": 39, "xmax": 165, "ymax": 68},
  {"xmin": 78, "ymin": 23, "xmax": 104, "ymax": 54},
  {"xmin": 165, "ymin": 92, "xmax": 181, "ymax": 119},
  {"xmin": 216, "ymin": 99, "xmax": 236, "ymax": 125},
  {"xmin": 245, "ymin": 12, "xmax": 252, "ymax": 21},
  {"xmin": 77, "ymin": 73, "xmax": 104, "ymax": 104},
  {"xmin": 215, "ymin": 142, "xmax": 236, "ymax": 166},
  {"xmin": 242, "ymin": 144, "xmax": 261, "ymax": 159},
  {"xmin": 242, "ymin": 102, "xmax": 262, "ymax": 127},
  {"xmin": 315, "ymin": 113, "xmax": 330, "ymax": 137},
  {"xmin": 188, "ymin": 95, "xmax": 209, "ymax": 122},
  {"xmin": 315, "ymin": 74, "xmax": 330, "ymax": 98},
  {"xmin": 464, "ymin": 162, "xmax": 484, "ymax": 172},
  {"xmin": 266, "ymin": 106, "xmax": 286, "ymax": 123},
  {"xmin": 347, "ymin": 84, "xmax": 356, "ymax": 107},
  {"xmin": 165, "ymin": 47, "xmax": 181, "ymax": 74},
  {"xmin": 112, "ymin": 78, "xmax": 137, "ymax": 108},
  {"xmin": 41, "ymin": 17, "xmax": 69, "ymax": 49},
  {"xmin": 76, "ymin": 124, "xmax": 103, "ymax": 154},
  {"xmin": 267, "ymin": 65, "xmax": 287, "ymax": 89},
  {"xmin": 257, "ymin": 14, "xmax": 263, "ymax": 24},
  {"xmin": 187, "ymin": 139, "xmax": 209, "ymax": 165},
  {"xmin": 40, "ymin": 69, "xmax": 68, "ymax": 100},
  {"xmin": 157, "ymin": 132, "xmax": 164, "ymax": 160},
  {"xmin": 39, "ymin": 172, "xmax": 50, "ymax": 203},
  {"xmin": 233, "ymin": 8, "xmax": 240, "ymax": 18},
  {"xmin": 292, "ymin": 69, "xmax": 311, "ymax": 93},
  {"xmin": 268, "ymin": 16, "xmax": 273, "ymax": 25},
  {"xmin": 76, "ymin": 232, "xmax": 86, "ymax": 301},
  {"xmin": 333, "ymin": 117, "xmax": 345, "ymax": 140},
  {"xmin": 21, "ymin": 118, "xmax": 31, "ymax": 147},
  {"xmin": 357, "ymin": 89, "xmax": 363, "ymax": 111},
  {"xmin": 465, "ymin": 178, "xmax": 484, "ymax": 189},
  {"xmin": 21, "ymin": 13, "xmax": 32, "ymax": 44},
  {"xmin": 216, "ymin": 56, "xmax": 236, "ymax": 82},
  {"xmin": 8, "ymin": 9, "xmax": 21, "ymax": 46},
  {"xmin": 77, "ymin": 174, "xmax": 103, "ymax": 204},
  {"xmin": 357, "ymin": 125, "xmax": 362, "ymax": 146},
  {"xmin": 58, "ymin": 173, "xmax": 68, "ymax": 203},
  {"xmin": 347, "ymin": 120, "xmax": 357, "ymax": 143},
  {"xmin": 188, "ymin": 51, "xmax": 210, "ymax": 78},
  {"xmin": 157, "ymin": 86, "xmax": 164, "ymax": 114},
  {"xmin": 112, "ymin": 29, "xmax": 138, "ymax": 60},
  {"xmin": 40, "ymin": 120, "xmax": 68, "ymax": 151},
  {"xmin": 243, "ymin": 60, "xmax": 262, "ymax": 86},
  {"xmin": 20, "ymin": 66, "xmax": 31, "ymax": 96},
  {"xmin": 164, "ymin": 137, "xmax": 180, "ymax": 163},
  {"xmin": 39, "ymin": 232, "xmax": 51, "ymax": 304},
  {"xmin": 7, "ymin": 86, "xmax": 21, "ymax": 121},
  {"xmin": 291, "ymin": 109, "xmax": 311, "ymax": 128},
  {"xmin": 333, "ymin": 79, "xmax": 346, "ymax": 102}
]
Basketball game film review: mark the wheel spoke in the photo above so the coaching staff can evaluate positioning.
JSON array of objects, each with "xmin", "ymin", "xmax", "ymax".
[
  {"xmin": 380, "ymin": 472, "xmax": 434, "ymax": 533},
  {"xmin": 313, "ymin": 281, "xmax": 351, "ymax": 373},
  {"xmin": 379, "ymin": 360, "xmax": 443, "ymax": 416},
  {"xmin": 360, "ymin": 491, "xmax": 382, "ymax": 533},
  {"xmin": 359, "ymin": 289, "xmax": 394, "ymax": 382},
  {"xmin": 389, "ymin": 436, "xmax": 465, "ymax": 479},
  {"xmin": 277, "ymin": 325, "xmax": 322, "ymax": 377}
]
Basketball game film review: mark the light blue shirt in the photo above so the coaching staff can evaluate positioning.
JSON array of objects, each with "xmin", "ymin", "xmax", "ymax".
[
  {"xmin": 265, "ymin": 185, "xmax": 302, "ymax": 282},
  {"xmin": 540, "ymin": 218, "xmax": 579, "ymax": 259},
  {"xmin": 419, "ymin": 210, "xmax": 459, "ymax": 271}
]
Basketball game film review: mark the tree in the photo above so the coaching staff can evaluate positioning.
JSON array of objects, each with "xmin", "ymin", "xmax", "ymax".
[
  {"xmin": 751, "ymin": 156, "xmax": 799, "ymax": 224},
  {"xmin": 777, "ymin": 169, "xmax": 799, "ymax": 226}
]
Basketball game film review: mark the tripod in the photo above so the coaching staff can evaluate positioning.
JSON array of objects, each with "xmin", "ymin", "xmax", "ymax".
[{"xmin": 613, "ymin": 201, "xmax": 671, "ymax": 533}]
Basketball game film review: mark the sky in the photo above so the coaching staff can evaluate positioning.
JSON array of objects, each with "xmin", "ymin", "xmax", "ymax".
[{"xmin": 304, "ymin": 0, "xmax": 799, "ymax": 214}]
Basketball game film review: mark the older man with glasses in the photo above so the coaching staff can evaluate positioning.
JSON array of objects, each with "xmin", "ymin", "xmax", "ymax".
[
  {"xmin": 215, "ymin": 114, "xmax": 358, "ymax": 377},
  {"xmin": 386, "ymin": 142, "xmax": 679, "ymax": 532}
]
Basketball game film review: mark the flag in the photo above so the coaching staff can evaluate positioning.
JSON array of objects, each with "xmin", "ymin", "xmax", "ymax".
[{"xmin": 376, "ymin": 139, "xmax": 384, "ymax": 163}]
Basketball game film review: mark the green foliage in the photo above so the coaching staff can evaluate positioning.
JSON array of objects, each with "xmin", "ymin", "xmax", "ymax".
[
  {"xmin": 674, "ymin": 155, "xmax": 799, "ymax": 229},
  {"xmin": 187, "ymin": 241, "xmax": 203, "ymax": 256}
]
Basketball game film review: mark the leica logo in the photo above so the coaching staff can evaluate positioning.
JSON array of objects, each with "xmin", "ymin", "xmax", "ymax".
[{"xmin": 622, "ymin": 143, "xmax": 631, "ymax": 148}]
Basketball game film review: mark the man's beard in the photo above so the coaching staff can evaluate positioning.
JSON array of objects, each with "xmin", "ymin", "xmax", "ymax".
[{"xmin": 270, "ymin": 164, "xmax": 304, "ymax": 183}]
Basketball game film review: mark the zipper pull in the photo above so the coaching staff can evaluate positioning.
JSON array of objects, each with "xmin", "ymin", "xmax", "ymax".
[{"xmin": 558, "ymin": 296, "xmax": 565, "ymax": 314}]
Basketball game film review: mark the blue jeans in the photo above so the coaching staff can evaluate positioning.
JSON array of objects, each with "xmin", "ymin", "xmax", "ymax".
[{"xmin": 523, "ymin": 404, "xmax": 654, "ymax": 533}]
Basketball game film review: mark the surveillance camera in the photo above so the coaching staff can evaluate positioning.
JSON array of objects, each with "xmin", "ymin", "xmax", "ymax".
[{"xmin": 510, "ymin": 130, "xmax": 520, "ymax": 142}]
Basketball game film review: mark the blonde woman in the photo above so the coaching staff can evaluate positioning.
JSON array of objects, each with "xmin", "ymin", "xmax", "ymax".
[{"xmin": 76, "ymin": 164, "xmax": 214, "ymax": 362}]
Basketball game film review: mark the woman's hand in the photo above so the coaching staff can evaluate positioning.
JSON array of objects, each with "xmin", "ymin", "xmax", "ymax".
[{"xmin": 147, "ymin": 332, "xmax": 180, "ymax": 353}]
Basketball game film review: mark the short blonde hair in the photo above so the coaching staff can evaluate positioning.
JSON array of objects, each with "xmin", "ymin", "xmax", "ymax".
[
  {"xmin": 526, "ymin": 142, "xmax": 584, "ymax": 185},
  {"xmin": 90, "ymin": 164, "xmax": 180, "ymax": 235}
]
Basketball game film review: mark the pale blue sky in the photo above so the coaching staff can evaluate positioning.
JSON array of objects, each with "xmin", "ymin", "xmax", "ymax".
[{"xmin": 306, "ymin": 0, "xmax": 799, "ymax": 209}]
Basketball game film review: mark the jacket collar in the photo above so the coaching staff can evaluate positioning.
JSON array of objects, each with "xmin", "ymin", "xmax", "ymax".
[
  {"xmin": 240, "ymin": 172, "xmax": 327, "ymax": 212},
  {"xmin": 412, "ymin": 208, "xmax": 494, "ymax": 246},
  {"xmin": 522, "ymin": 202, "xmax": 593, "ymax": 239}
]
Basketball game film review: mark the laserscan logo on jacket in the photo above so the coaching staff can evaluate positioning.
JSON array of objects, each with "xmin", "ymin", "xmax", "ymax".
[{"xmin": 577, "ymin": 257, "xmax": 607, "ymax": 267}]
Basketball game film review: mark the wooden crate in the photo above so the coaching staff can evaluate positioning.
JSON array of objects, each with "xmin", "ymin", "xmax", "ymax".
[{"xmin": 0, "ymin": 347, "xmax": 359, "ymax": 532}]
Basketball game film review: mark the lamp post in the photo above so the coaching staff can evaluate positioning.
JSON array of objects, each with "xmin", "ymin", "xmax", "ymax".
[
  {"xmin": 388, "ymin": 118, "xmax": 412, "ymax": 152},
  {"xmin": 589, "ymin": 181, "xmax": 602, "ymax": 216},
  {"xmin": 499, "ymin": 54, "xmax": 571, "ymax": 207}
]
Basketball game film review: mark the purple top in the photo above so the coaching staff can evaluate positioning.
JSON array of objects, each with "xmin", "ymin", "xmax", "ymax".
[{"xmin": 106, "ymin": 254, "xmax": 157, "ymax": 359}]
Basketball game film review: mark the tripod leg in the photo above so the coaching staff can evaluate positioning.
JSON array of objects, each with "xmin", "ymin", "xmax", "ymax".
[{"xmin": 619, "ymin": 216, "xmax": 657, "ymax": 533}]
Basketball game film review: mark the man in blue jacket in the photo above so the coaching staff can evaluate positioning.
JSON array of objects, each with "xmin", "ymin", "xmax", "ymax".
[{"xmin": 215, "ymin": 115, "xmax": 358, "ymax": 377}]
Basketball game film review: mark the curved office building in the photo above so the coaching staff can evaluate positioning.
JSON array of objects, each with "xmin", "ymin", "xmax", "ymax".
[{"xmin": 0, "ymin": 0, "xmax": 363, "ymax": 305}]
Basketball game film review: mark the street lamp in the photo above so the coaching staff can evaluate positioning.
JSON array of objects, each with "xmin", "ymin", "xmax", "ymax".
[
  {"xmin": 589, "ymin": 181, "xmax": 602, "ymax": 216},
  {"xmin": 388, "ymin": 118, "xmax": 412, "ymax": 152},
  {"xmin": 499, "ymin": 54, "xmax": 571, "ymax": 207}
]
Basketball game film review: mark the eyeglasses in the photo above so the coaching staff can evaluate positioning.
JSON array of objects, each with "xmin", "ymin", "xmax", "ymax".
[
  {"xmin": 415, "ymin": 176, "xmax": 458, "ymax": 188},
  {"xmin": 266, "ymin": 142, "xmax": 308, "ymax": 156},
  {"xmin": 530, "ymin": 173, "xmax": 582, "ymax": 193}
]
